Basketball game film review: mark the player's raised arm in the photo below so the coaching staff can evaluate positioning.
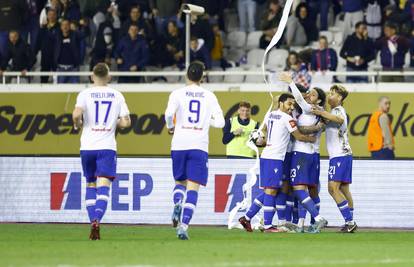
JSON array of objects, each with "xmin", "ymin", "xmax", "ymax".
[
  {"xmin": 298, "ymin": 121, "xmax": 326, "ymax": 134},
  {"xmin": 278, "ymin": 72, "xmax": 312, "ymax": 113},
  {"xmin": 311, "ymin": 107, "xmax": 344, "ymax": 124}
]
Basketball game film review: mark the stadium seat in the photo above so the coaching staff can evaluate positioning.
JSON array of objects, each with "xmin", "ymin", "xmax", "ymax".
[
  {"xmin": 244, "ymin": 66, "xmax": 264, "ymax": 83},
  {"xmin": 246, "ymin": 49, "xmax": 265, "ymax": 67},
  {"xmin": 208, "ymin": 67, "xmax": 224, "ymax": 83},
  {"xmin": 223, "ymin": 67, "xmax": 245, "ymax": 83},
  {"xmin": 266, "ymin": 49, "xmax": 289, "ymax": 69},
  {"xmin": 226, "ymin": 31, "xmax": 247, "ymax": 49},
  {"xmin": 246, "ymin": 31, "xmax": 263, "ymax": 50},
  {"xmin": 227, "ymin": 48, "xmax": 245, "ymax": 62},
  {"xmin": 333, "ymin": 32, "xmax": 344, "ymax": 46},
  {"xmin": 319, "ymin": 31, "xmax": 334, "ymax": 44},
  {"xmin": 162, "ymin": 66, "xmax": 181, "ymax": 83}
]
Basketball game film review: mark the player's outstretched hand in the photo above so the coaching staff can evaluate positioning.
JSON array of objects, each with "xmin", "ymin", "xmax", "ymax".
[
  {"xmin": 168, "ymin": 128, "xmax": 175, "ymax": 135},
  {"xmin": 278, "ymin": 72, "xmax": 293, "ymax": 83}
]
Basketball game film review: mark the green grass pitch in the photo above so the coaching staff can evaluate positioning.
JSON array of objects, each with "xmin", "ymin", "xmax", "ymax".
[{"xmin": 1, "ymin": 224, "xmax": 414, "ymax": 267}]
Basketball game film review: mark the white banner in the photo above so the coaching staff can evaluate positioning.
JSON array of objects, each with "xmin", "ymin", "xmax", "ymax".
[{"xmin": 0, "ymin": 157, "xmax": 413, "ymax": 228}]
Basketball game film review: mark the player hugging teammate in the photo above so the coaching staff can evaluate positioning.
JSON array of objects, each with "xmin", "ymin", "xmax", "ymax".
[{"xmin": 239, "ymin": 72, "xmax": 356, "ymax": 234}]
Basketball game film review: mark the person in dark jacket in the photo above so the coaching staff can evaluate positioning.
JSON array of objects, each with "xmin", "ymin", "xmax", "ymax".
[
  {"xmin": 21, "ymin": 0, "xmax": 46, "ymax": 51},
  {"xmin": 0, "ymin": 30, "xmax": 35, "ymax": 82},
  {"xmin": 120, "ymin": 5, "xmax": 147, "ymax": 38},
  {"xmin": 311, "ymin": 36, "xmax": 338, "ymax": 72},
  {"xmin": 0, "ymin": 0, "xmax": 29, "ymax": 56},
  {"xmin": 36, "ymin": 7, "xmax": 60, "ymax": 83},
  {"xmin": 60, "ymin": 0, "xmax": 81, "ymax": 22},
  {"xmin": 115, "ymin": 24, "xmax": 149, "ymax": 83},
  {"xmin": 190, "ymin": 15, "xmax": 214, "ymax": 52},
  {"xmin": 340, "ymin": 21, "xmax": 375, "ymax": 83},
  {"xmin": 190, "ymin": 37, "xmax": 211, "ymax": 70},
  {"xmin": 55, "ymin": 19, "xmax": 81, "ymax": 83},
  {"xmin": 259, "ymin": 0, "xmax": 282, "ymax": 49},
  {"xmin": 375, "ymin": 22, "xmax": 410, "ymax": 82},
  {"xmin": 160, "ymin": 21, "xmax": 184, "ymax": 67},
  {"xmin": 90, "ymin": 21, "xmax": 115, "ymax": 70},
  {"xmin": 306, "ymin": 0, "xmax": 329, "ymax": 31},
  {"xmin": 296, "ymin": 3, "xmax": 318, "ymax": 44}
]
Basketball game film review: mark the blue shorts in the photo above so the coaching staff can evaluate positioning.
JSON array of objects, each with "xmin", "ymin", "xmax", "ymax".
[
  {"xmin": 310, "ymin": 153, "xmax": 320, "ymax": 186},
  {"xmin": 328, "ymin": 155, "xmax": 353, "ymax": 184},
  {"xmin": 80, "ymin": 150, "xmax": 117, "ymax": 183},
  {"xmin": 283, "ymin": 152, "xmax": 292, "ymax": 181},
  {"xmin": 290, "ymin": 151, "xmax": 315, "ymax": 186},
  {"xmin": 171, "ymin": 149, "xmax": 208, "ymax": 186},
  {"xmin": 260, "ymin": 158, "xmax": 284, "ymax": 188}
]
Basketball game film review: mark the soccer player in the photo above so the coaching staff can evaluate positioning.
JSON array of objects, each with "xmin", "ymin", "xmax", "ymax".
[
  {"xmin": 238, "ymin": 93, "xmax": 316, "ymax": 233},
  {"xmin": 72, "ymin": 63, "xmax": 131, "ymax": 240},
  {"xmin": 165, "ymin": 61, "xmax": 225, "ymax": 240},
  {"xmin": 311, "ymin": 85, "xmax": 357, "ymax": 233},
  {"xmin": 279, "ymin": 72, "xmax": 328, "ymax": 233}
]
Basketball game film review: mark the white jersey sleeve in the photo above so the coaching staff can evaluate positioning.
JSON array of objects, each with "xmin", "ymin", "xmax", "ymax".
[
  {"xmin": 289, "ymin": 82, "xmax": 312, "ymax": 114},
  {"xmin": 77, "ymin": 86, "xmax": 129, "ymax": 151}
]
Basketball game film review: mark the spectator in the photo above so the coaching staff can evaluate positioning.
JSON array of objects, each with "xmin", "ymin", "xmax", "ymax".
[
  {"xmin": 383, "ymin": 3, "xmax": 412, "ymax": 37},
  {"xmin": 149, "ymin": 0, "xmax": 182, "ymax": 35},
  {"xmin": 367, "ymin": 96, "xmax": 395, "ymax": 160},
  {"xmin": 311, "ymin": 36, "xmax": 338, "ymax": 72},
  {"xmin": 190, "ymin": 37, "xmax": 211, "ymax": 70},
  {"xmin": 190, "ymin": 14, "xmax": 214, "ymax": 52},
  {"xmin": 120, "ymin": 5, "xmax": 147, "ymax": 38},
  {"xmin": 375, "ymin": 22, "xmax": 409, "ymax": 82},
  {"xmin": 70, "ymin": 18, "xmax": 89, "ymax": 66},
  {"xmin": 306, "ymin": 0, "xmax": 329, "ymax": 31},
  {"xmin": 115, "ymin": 24, "xmax": 149, "ymax": 83},
  {"xmin": 36, "ymin": 7, "xmax": 60, "ymax": 83},
  {"xmin": 259, "ymin": 0, "xmax": 282, "ymax": 49},
  {"xmin": 410, "ymin": 28, "xmax": 414, "ymax": 68},
  {"xmin": 340, "ymin": 21, "xmax": 375, "ymax": 83},
  {"xmin": 60, "ymin": 0, "xmax": 81, "ymax": 22},
  {"xmin": 90, "ymin": 21, "xmax": 115, "ymax": 70},
  {"xmin": 237, "ymin": 0, "xmax": 256, "ymax": 33},
  {"xmin": 0, "ymin": 30, "xmax": 35, "ymax": 83},
  {"xmin": 285, "ymin": 51, "xmax": 311, "ymax": 89},
  {"xmin": 21, "ymin": 0, "xmax": 45, "ymax": 51},
  {"xmin": 222, "ymin": 101, "xmax": 259, "ymax": 159},
  {"xmin": 341, "ymin": 0, "xmax": 365, "ymax": 38},
  {"xmin": 0, "ymin": 0, "xmax": 29, "ymax": 56},
  {"xmin": 55, "ymin": 19, "xmax": 81, "ymax": 83},
  {"xmin": 159, "ymin": 21, "xmax": 184, "ymax": 67},
  {"xmin": 189, "ymin": 0, "xmax": 228, "ymax": 30},
  {"xmin": 366, "ymin": 0, "xmax": 382, "ymax": 40},
  {"xmin": 285, "ymin": 9, "xmax": 307, "ymax": 47},
  {"xmin": 39, "ymin": 0, "xmax": 61, "ymax": 26},
  {"xmin": 211, "ymin": 24, "xmax": 232, "ymax": 69},
  {"xmin": 117, "ymin": 0, "xmax": 150, "ymax": 22},
  {"xmin": 296, "ymin": 3, "xmax": 318, "ymax": 45}
]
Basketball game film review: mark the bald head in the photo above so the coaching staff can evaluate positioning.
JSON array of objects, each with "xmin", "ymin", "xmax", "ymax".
[{"xmin": 378, "ymin": 96, "xmax": 391, "ymax": 113}]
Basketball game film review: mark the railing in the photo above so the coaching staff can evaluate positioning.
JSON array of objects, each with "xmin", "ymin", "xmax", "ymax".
[{"xmin": 1, "ymin": 70, "xmax": 414, "ymax": 84}]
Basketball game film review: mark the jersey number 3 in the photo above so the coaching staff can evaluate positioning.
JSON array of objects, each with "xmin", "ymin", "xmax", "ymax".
[{"xmin": 188, "ymin": 100, "xmax": 200, "ymax": 123}]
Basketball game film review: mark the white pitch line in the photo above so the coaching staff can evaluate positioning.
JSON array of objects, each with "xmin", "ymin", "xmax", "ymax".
[{"xmin": 117, "ymin": 258, "xmax": 414, "ymax": 267}]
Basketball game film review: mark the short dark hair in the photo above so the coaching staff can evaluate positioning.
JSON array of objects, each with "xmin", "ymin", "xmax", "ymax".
[
  {"xmin": 279, "ymin": 93, "xmax": 294, "ymax": 103},
  {"xmin": 290, "ymin": 83, "xmax": 308, "ymax": 94},
  {"xmin": 190, "ymin": 36, "xmax": 198, "ymax": 42},
  {"xmin": 330, "ymin": 84, "xmax": 349, "ymax": 102},
  {"xmin": 239, "ymin": 101, "xmax": 251, "ymax": 109},
  {"xmin": 187, "ymin": 61, "xmax": 205, "ymax": 82},
  {"xmin": 355, "ymin": 21, "xmax": 366, "ymax": 29},
  {"xmin": 384, "ymin": 21, "xmax": 397, "ymax": 31},
  {"xmin": 93, "ymin": 63, "xmax": 109, "ymax": 78},
  {"xmin": 313, "ymin": 87, "xmax": 326, "ymax": 107}
]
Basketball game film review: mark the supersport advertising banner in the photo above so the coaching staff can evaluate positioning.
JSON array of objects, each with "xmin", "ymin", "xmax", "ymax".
[
  {"xmin": 0, "ymin": 92, "xmax": 414, "ymax": 157},
  {"xmin": 0, "ymin": 157, "xmax": 413, "ymax": 228}
]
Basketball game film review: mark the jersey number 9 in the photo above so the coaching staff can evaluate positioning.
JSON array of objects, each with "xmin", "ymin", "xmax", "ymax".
[{"xmin": 188, "ymin": 100, "xmax": 200, "ymax": 123}]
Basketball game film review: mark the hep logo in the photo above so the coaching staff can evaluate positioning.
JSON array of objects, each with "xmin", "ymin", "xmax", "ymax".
[
  {"xmin": 214, "ymin": 174, "xmax": 260, "ymax": 212},
  {"xmin": 50, "ymin": 172, "xmax": 153, "ymax": 211}
]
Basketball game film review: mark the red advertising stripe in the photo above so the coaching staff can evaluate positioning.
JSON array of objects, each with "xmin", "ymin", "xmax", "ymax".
[
  {"xmin": 214, "ymin": 174, "xmax": 232, "ymax": 212},
  {"xmin": 50, "ymin": 173, "xmax": 67, "ymax": 210}
]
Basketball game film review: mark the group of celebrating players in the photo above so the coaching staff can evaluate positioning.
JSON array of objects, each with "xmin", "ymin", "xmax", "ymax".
[{"xmin": 72, "ymin": 60, "xmax": 356, "ymax": 241}]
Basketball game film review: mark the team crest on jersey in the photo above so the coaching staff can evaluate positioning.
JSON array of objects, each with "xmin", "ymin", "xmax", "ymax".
[
  {"xmin": 337, "ymin": 162, "xmax": 341, "ymax": 167},
  {"xmin": 297, "ymin": 165, "xmax": 301, "ymax": 170},
  {"xmin": 289, "ymin": 120, "xmax": 297, "ymax": 128},
  {"xmin": 274, "ymin": 168, "xmax": 278, "ymax": 174}
]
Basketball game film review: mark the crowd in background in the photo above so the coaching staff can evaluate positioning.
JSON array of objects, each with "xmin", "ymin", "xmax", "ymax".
[{"xmin": 0, "ymin": 0, "xmax": 413, "ymax": 83}]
